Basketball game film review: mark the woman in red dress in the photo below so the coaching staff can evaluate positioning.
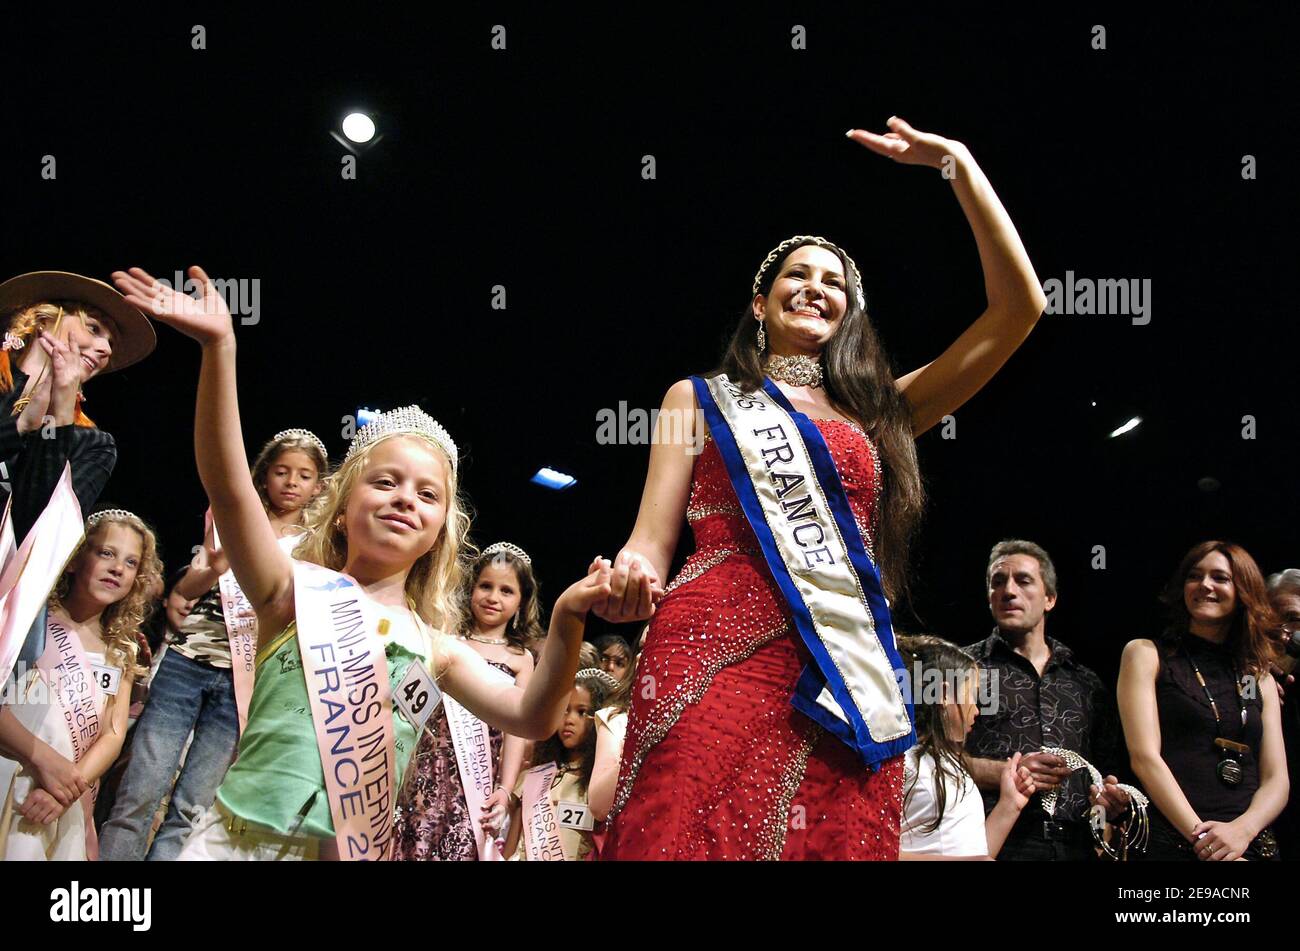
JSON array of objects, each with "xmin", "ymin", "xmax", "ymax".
[{"xmin": 597, "ymin": 117, "xmax": 1049, "ymax": 860}]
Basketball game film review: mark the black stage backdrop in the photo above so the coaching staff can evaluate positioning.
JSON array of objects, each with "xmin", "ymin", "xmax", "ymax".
[{"xmin": 2, "ymin": 6, "xmax": 1295, "ymax": 708}]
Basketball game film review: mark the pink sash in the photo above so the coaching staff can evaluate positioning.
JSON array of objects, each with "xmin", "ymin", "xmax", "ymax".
[
  {"xmin": 520, "ymin": 763, "xmax": 567, "ymax": 861},
  {"xmin": 444, "ymin": 691, "xmax": 505, "ymax": 862},
  {"xmin": 35, "ymin": 614, "xmax": 107, "ymax": 860},
  {"xmin": 0, "ymin": 466, "xmax": 84, "ymax": 686},
  {"xmin": 292, "ymin": 560, "xmax": 400, "ymax": 861}
]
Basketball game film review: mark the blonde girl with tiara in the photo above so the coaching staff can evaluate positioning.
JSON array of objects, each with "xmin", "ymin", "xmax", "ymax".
[
  {"xmin": 114, "ymin": 264, "xmax": 613, "ymax": 861},
  {"xmin": 503, "ymin": 667, "xmax": 620, "ymax": 861},
  {"xmin": 0, "ymin": 509, "xmax": 163, "ymax": 860},
  {"xmin": 393, "ymin": 541, "xmax": 544, "ymax": 860},
  {"xmin": 98, "ymin": 429, "xmax": 330, "ymax": 861}
]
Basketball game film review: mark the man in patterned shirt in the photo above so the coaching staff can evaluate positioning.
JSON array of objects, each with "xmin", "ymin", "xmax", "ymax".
[{"xmin": 962, "ymin": 539, "xmax": 1129, "ymax": 860}]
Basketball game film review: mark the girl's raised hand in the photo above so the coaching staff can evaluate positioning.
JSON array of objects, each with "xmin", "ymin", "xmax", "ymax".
[
  {"xmin": 846, "ymin": 116, "xmax": 965, "ymax": 170},
  {"xmin": 38, "ymin": 330, "xmax": 83, "ymax": 425},
  {"xmin": 112, "ymin": 265, "xmax": 233, "ymax": 346}
]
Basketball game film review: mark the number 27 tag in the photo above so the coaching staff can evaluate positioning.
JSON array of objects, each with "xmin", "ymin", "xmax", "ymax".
[
  {"xmin": 395, "ymin": 661, "xmax": 442, "ymax": 734},
  {"xmin": 557, "ymin": 800, "xmax": 593, "ymax": 832},
  {"xmin": 90, "ymin": 662, "xmax": 121, "ymax": 696}
]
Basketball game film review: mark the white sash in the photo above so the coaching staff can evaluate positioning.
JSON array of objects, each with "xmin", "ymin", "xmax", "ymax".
[
  {"xmin": 695, "ymin": 375, "xmax": 913, "ymax": 762},
  {"xmin": 520, "ymin": 763, "xmax": 567, "ymax": 861},
  {"xmin": 0, "ymin": 466, "xmax": 84, "ymax": 687}
]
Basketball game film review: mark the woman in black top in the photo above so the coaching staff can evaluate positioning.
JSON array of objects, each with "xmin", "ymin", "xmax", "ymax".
[{"xmin": 1119, "ymin": 541, "xmax": 1289, "ymax": 860}]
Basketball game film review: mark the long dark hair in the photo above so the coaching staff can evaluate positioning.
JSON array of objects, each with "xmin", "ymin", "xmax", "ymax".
[
  {"xmin": 531, "ymin": 670, "xmax": 615, "ymax": 794},
  {"xmin": 463, "ymin": 549, "xmax": 545, "ymax": 654},
  {"xmin": 1158, "ymin": 540, "xmax": 1279, "ymax": 676},
  {"xmin": 895, "ymin": 635, "xmax": 978, "ymax": 836},
  {"xmin": 711, "ymin": 238, "xmax": 925, "ymax": 603}
]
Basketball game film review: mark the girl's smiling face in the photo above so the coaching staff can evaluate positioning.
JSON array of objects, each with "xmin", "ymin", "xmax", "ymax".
[
  {"xmin": 471, "ymin": 562, "xmax": 522, "ymax": 631},
  {"xmin": 345, "ymin": 437, "xmax": 449, "ymax": 569},
  {"xmin": 557, "ymin": 685, "xmax": 595, "ymax": 751}
]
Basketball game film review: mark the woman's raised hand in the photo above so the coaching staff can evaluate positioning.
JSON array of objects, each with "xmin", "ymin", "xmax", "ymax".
[
  {"xmin": 38, "ymin": 330, "xmax": 83, "ymax": 426},
  {"xmin": 112, "ymin": 265, "xmax": 233, "ymax": 346},
  {"xmin": 846, "ymin": 116, "xmax": 966, "ymax": 170}
]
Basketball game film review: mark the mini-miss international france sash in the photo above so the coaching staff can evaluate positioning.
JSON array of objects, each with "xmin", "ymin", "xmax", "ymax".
[
  {"xmin": 294, "ymin": 560, "xmax": 413, "ymax": 861},
  {"xmin": 35, "ymin": 613, "xmax": 108, "ymax": 859},
  {"xmin": 691, "ymin": 374, "xmax": 915, "ymax": 767}
]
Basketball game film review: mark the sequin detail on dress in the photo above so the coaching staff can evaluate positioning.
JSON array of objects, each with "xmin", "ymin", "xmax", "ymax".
[{"xmin": 605, "ymin": 419, "xmax": 901, "ymax": 860}]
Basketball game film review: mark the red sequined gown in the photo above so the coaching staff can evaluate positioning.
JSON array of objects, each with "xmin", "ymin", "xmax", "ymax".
[{"xmin": 604, "ymin": 419, "xmax": 903, "ymax": 860}]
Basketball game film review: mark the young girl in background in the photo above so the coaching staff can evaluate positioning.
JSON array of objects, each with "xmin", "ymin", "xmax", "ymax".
[
  {"xmin": 505, "ymin": 667, "xmax": 620, "ymax": 861},
  {"xmin": 116, "ymin": 263, "xmax": 610, "ymax": 861},
  {"xmin": 895, "ymin": 635, "xmax": 1036, "ymax": 860},
  {"xmin": 0, "ymin": 509, "xmax": 162, "ymax": 860},
  {"xmin": 393, "ymin": 541, "xmax": 544, "ymax": 860},
  {"xmin": 99, "ymin": 429, "xmax": 328, "ymax": 861}
]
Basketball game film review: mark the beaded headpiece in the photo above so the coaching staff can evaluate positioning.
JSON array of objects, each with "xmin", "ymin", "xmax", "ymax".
[
  {"xmin": 87, "ymin": 508, "xmax": 140, "ymax": 528},
  {"xmin": 482, "ymin": 541, "xmax": 531, "ymax": 566},
  {"xmin": 272, "ymin": 428, "xmax": 329, "ymax": 462},
  {"xmin": 343, "ymin": 405, "xmax": 459, "ymax": 472},
  {"xmin": 751, "ymin": 235, "xmax": 866, "ymax": 312},
  {"xmin": 576, "ymin": 667, "xmax": 621, "ymax": 697}
]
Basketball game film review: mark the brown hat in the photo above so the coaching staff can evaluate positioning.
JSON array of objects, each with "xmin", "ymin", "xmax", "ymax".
[{"xmin": 0, "ymin": 271, "xmax": 156, "ymax": 373}]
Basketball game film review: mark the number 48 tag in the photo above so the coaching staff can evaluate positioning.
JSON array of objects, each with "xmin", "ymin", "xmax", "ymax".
[
  {"xmin": 89, "ymin": 662, "xmax": 121, "ymax": 696},
  {"xmin": 394, "ymin": 661, "xmax": 442, "ymax": 734}
]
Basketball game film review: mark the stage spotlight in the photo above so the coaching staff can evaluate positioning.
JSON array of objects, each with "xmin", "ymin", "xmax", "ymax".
[
  {"xmin": 1108, "ymin": 416, "xmax": 1141, "ymax": 438},
  {"xmin": 532, "ymin": 467, "xmax": 577, "ymax": 490},
  {"xmin": 342, "ymin": 112, "xmax": 376, "ymax": 144},
  {"xmin": 330, "ymin": 111, "xmax": 385, "ymax": 155}
]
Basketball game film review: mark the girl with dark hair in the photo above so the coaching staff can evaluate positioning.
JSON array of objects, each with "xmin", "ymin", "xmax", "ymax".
[
  {"xmin": 598, "ymin": 117, "xmax": 1048, "ymax": 860},
  {"xmin": 98, "ymin": 429, "xmax": 328, "ymax": 861},
  {"xmin": 593, "ymin": 634, "xmax": 633, "ymax": 685},
  {"xmin": 1119, "ymin": 541, "xmax": 1289, "ymax": 861},
  {"xmin": 503, "ymin": 667, "xmax": 619, "ymax": 861},
  {"xmin": 895, "ymin": 636, "xmax": 1035, "ymax": 859},
  {"xmin": 393, "ymin": 542, "xmax": 544, "ymax": 860}
]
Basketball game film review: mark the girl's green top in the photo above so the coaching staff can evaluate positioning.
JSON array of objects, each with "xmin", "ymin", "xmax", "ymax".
[{"xmin": 215, "ymin": 618, "xmax": 428, "ymax": 839}]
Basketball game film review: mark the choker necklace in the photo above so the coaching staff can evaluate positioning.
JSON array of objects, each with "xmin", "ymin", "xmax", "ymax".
[
  {"xmin": 765, "ymin": 354, "xmax": 823, "ymax": 388},
  {"xmin": 464, "ymin": 633, "xmax": 508, "ymax": 646}
]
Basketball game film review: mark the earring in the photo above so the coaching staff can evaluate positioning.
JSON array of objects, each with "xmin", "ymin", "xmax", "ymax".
[{"xmin": 756, "ymin": 320, "xmax": 767, "ymax": 353}]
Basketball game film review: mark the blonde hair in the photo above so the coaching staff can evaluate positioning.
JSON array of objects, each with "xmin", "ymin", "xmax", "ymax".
[
  {"xmin": 49, "ymin": 513, "xmax": 163, "ymax": 680},
  {"xmin": 250, "ymin": 431, "xmax": 330, "ymax": 521},
  {"xmin": 292, "ymin": 434, "xmax": 474, "ymax": 634}
]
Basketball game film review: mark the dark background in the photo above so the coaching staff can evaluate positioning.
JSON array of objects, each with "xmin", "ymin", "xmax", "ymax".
[{"xmin": 2, "ymin": 7, "xmax": 1295, "ymax": 691}]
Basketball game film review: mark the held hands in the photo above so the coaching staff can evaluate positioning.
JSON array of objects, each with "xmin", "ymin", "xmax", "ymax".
[
  {"xmin": 1192, "ymin": 819, "xmax": 1254, "ymax": 862},
  {"xmin": 846, "ymin": 116, "xmax": 969, "ymax": 171},
  {"xmin": 998, "ymin": 752, "xmax": 1037, "ymax": 811},
  {"xmin": 1089, "ymin": 775, "xmax": 1131, "ymax": 821},
  {"xmin": 591, "ymin": 550, "xmax": 663, "ymax": 624},
  {"xmin": 555, "ymin": 557, "xmax": 615, "ymax": 619},
  {"xmin": 1016, "ymin": 751, "xmax": 1072, "ymax": 792},
  {"xmin": 112, "ymin": 265, "xmax": 233, "ymax": 347},
  {"xmin": 16, "ymin": 788, "xmax": 68, "ymax": 825}
]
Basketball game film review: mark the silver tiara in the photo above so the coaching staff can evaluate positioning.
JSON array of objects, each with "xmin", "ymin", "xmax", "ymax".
[
  {"xmin": 576, "ymin": 667, "xmax": 621, "ymax": 693},
  {"xmin": 343, "ymin": 405, "xmax": 459, "ymax": 472},
  {"xmin": 482, "ymin": 541, "xmax": 531, "ymax": 566},
  {"xmin": 273, "ymin": 428, "xmax": 329, "ymax": 462},
  {"xmin": 88, "ymin": 508, "xmax": 139, "ymax": 527},
  {"xmin": 751, "ymin": 234, "xmax": 866, "ymax": 312}
]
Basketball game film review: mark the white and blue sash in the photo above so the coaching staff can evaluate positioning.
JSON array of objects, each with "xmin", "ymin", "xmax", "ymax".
[{"xmin": 692, "ymin": 374, "xmax": 915, "ymax": 767}]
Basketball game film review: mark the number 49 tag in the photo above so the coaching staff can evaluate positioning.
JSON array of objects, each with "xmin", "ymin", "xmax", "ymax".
[{"xmin": 395, "ymin": 661, "xmax": 442, "ymax": 734}]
